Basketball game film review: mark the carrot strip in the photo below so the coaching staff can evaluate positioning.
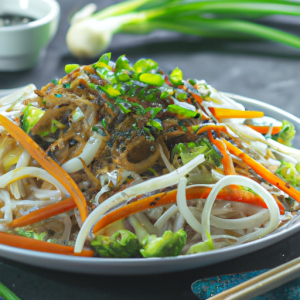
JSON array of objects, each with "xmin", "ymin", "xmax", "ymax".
[
  {"xmin": 208, "ymin": 108, "xmax": 264, "ymax": 119},
  {"xmin": 93, "ymin": 186, "xmax": 282, "ymax": 233},
  {"xmin": 191, "ymin": 92, "xmax": 203, "ymax": 105},
  {"xmin": 0, "ymin": 115, "xmax": 87, "ymax": 222},
  {"xmin": 272, "ymin": 195, "xmax": 285, "ymax": 215},
  {"xmin": 195, "ymin": 124, "xmax": 230, "ymax": 136},
  {"xmin": 0, "ymin": 231, "xmax": 94, "ymax": 256},
  {"xmin": 246, "ymin": 125, "xmax": 282, "ymax": 135},
  {"xmin": 223, "ymin": 139, "xmax": 300, "ymax": 204},
  {"xmin": 10, "ymin": 197, "xmax": 76, "ymax": 228},
  {"xmin": 208, "ymin": 130, "xmax": 236, "ymax": 176}
]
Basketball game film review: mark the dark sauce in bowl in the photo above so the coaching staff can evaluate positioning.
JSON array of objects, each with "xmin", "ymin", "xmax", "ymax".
[{"xmin": 0, "ymin": 14, "xmax": 36, "ymax": 27}]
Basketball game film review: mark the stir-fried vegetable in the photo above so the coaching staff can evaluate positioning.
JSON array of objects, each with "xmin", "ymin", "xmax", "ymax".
[
  {"xmin": 66, "ymin": 0, "xmax": 300, "ymax": 58},
  {"xmin": 276, "ymin": 161, "xmax": 300, "ymax": 187},
  {"xmin": 91, "ymin": 230, "xmax": 142, "ymax": 258},
  {"xmin": 272, "ymin": 120, "xmax": 296, "ymax": 147},
  {"xmin": 141, "ymin": 229, "xmax": 187, "ymax": 257}
]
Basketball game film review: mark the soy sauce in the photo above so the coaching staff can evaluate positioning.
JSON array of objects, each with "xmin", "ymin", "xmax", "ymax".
[{"xmin": 0, "ymin": 14, "xmax": 36, "ymax": 27}]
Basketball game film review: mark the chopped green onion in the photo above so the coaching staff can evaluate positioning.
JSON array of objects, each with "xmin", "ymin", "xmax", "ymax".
[
  {"xmin": 147, "ymin": 119, "xmax": 163, "ymax": 131},
  {"xmin": 51, "ymin": 79, "xmax": 58, "ymax": 85},
  {"xmin": 150, "ymin": 107, "xmax": 162, "ymax": 119},
  {"xmin": 115, "ymin": 55, "xmax": 133, "ymax": 72},
  {"xmin": 133, "ymin": 58, "xmax": 158, "ymax": 73},
  {"xmin": 139, "ymin": 73, "xmax": 164, "ymax": 86},
  {"xmin": 170, "ymin": 67, "xmax": 183, "ymax": 86},
  {"xmin": 92, "ymin": 126, "xmax": 99, "ymax": 132},
  {"xmin": 117, "ymin": 102, "xmax": 131, "ymax": 114},
  {"xmin": 65, "ymin": 64, "xmax": 80, "ymax": 74},
  {"xmin": 102, "ymin": 119, "xmax": 107, "ymax": 128},
  {"xmin": 22, "ymin": 104, "xmax": 45, "ymax": 134},
  {"xmin": 41, "ymin": 131, "xmax": 49, "ymax": 137},
  {"xmin": 100, "ymin": 85, "xmax": 121, "ymax": 97},
  {"xmin": 167, "ymin": 104, "xmax": 197, "ymax": 118}
]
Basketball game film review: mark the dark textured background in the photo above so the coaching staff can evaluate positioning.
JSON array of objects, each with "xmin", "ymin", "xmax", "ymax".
[{"xmin": 0, "ymin": 1, "xmax": 300, "ymax": 299}]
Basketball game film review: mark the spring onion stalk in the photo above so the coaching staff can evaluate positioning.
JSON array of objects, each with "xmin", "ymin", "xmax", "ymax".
[
  {"xmin": 74, "ymin": 153, "xmax": 205, "ymax": 253},
  {"xmin": 67, "ymin": 0, "xmax": 300, "ymax": 58}
]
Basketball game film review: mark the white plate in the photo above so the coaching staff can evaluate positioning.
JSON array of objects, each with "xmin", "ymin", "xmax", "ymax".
[{"xmin": 1, "ymin": 93, "xmax": 300, "ymax": 275}]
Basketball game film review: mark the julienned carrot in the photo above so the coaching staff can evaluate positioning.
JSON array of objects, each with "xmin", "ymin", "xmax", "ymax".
[
  {"xmin": 0, "ymin": 115, "xmax": 87, "ymax": 223},
  {"xmin": 246, "ymin": 125, "xmax": 282, "ymax": 135},
  {"xmin": 191, "ymin": 92, "xmax": 203, "ymax": 105},
  {"xmin": 0, "ymin": 231, "xmax": 94, "ymax": 256},
  {"xmin": 10, "ymin": 197, "xmax": 76, "ymax": 228},
  {"xmin": 223, "ymin": 139, "xmax": 300, "ymax": 203},
  {"xmin": 207, "ymin": 130, "xmax": 236, "ymax": 176},
  {"xmin": 195, "ymin": 124, "xmax": 230, "ymax": 136},
  {"xmin": 208, "ymin": 108, "xmax": 264, "ymax": 119},
  {"xmin": 93, "ymin": 186, "xmax": 284, "ymax": 233}
]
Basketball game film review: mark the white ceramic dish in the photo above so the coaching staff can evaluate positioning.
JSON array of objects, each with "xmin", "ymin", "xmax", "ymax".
[
  {"xmin": 0, "ymin": 0, "xmax": 60, "ymax": 71},
  {"xmin": 0, "ymin": 93, "xmax": 300, "ymax": 275}
]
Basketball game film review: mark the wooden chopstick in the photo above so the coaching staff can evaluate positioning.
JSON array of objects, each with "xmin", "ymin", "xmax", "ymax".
[{"xmin": 208, "ymin": 256, "xmax": 300, "ymax": 300}]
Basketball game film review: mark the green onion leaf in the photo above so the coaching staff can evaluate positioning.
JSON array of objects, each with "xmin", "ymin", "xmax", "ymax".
[
  {"xmin": 115, "ymin": 55, "xmax": 133, "ymax": 72},
  {"xmin": 133, "ymin": 58, "xmax": 158, "ymax": 73},
  {"xmin": 65, "ymin": 64, "xmax": 80, "ymax": 74},
  {"xmin": 170, "ymin": 67, "xmax": 183, "ymax": 86},
  {"xmin": 139, "ymin": 73, "xmax": 164, "ymax": 86},
  {"xmin": 167, "ymin": 104, "xmax": 197, "ymax": 118},
  {"xmin": 150, "ymin": 107, "xmax": 162, "ymax": 119},
  {"xmin": 147, "ymin": 119, "xmax": 163, "ymax": 131}
]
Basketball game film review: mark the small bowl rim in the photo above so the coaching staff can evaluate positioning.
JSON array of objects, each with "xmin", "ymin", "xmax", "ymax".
[{"xmin": 0, "ymin": 0, "xmax": 60, "ymax": 32}]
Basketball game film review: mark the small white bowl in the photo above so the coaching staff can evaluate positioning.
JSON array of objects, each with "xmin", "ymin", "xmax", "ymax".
[{"xmin": 0, "ymin": 0, "xmax": 60, "ymax": 71}]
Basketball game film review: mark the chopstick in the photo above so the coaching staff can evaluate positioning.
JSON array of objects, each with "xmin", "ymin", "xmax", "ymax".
[{"xmin": 208, "ymin": 256, "xmax": 300, "ymax": 299}]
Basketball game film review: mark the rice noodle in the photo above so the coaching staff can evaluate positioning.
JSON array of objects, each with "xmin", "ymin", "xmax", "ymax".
[
  {"xmin": 62, "ymin": 132, "xmax": 107, "ymax": 173},
  {"xmin": 10, "ymin": 199, "xmax": 58, "ymax": 210},
  {"xmin": 177, "ymin": 178, "xmax": 202, "ymax": 233},
  {"xmin": 74, "ymin": 153, "xmax": 205, "ymax": 252},
  {"xmin": 158, "ymin": 144, "xmax": 174, "ymax": 172},
  {"xmin": 201, "ymin": 175, "xmax": 280, "ymax": 244},
  {"xmin": 60, "ymin": 213, "xmax": 72, "ymax": 244},
  {"xmin": 11, "ymin": 149, "xmax": 31, "ymax": 199},
  {"xmin": 210, "ymin": 209, "xmax": 269, "ymax": 230},
  {"xmin": 0, "ymin": 167, "xmax": 68, "ymax": 197},
  {"xmin": 154, "ymin": 205, "xmax": 178, "ymax": 234},
  {"xmin": 33, "ymin": 189, "xmax": 61, "ymax": 200},
  {"xmin": 173, "ymin": 212, "xmax": 185, "ymax": 232},
  {"xmin": 0, "ymin": 191, "xmax": 12, "ymax": 223},
  {"xmin": 135, "ymin": 212, "xmax": 158, "ymax": 235}
]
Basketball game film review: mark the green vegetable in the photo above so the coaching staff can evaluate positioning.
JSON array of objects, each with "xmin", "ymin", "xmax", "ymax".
[
  {"xmin": 140, "ymin": 229, "xmax": 187, "ymax": 257},
  {"xmin": 170, "ymin": 67, "xmax": 183, "ymax": 86},
  {"xmin": 98, "ymin": 52, "xmax": 111, "ymax": 65},
  {"xmin": 276, "ymin": 161, "xmax": 300, "ymax": 187},
  {"xmin": 272, "ymin": 120, "xmax": 295, "ymax": 147},
  {"xmin": 65, "ymin": 64, "xmax": 80, "ymax": 74},
  {"xmin": 133, "ymin": 58, "xmax": 158, "ymax": 73},
  {"xmin": 139, "ymin": 73, "xmax": 164, "ymax": 86},
  {"xmin": 67, "ymin": 0, "xmax": 300, "ymax": 59},
  {"xmin": 99, "ymin": 85, "xmax": 121, "ymax": 97},
  {"xmin": 22, "ymin": 104, "xmax": 45, "ymax": 134},
  {"xmin": 91, "ymin": 230, "xmax": 142, "ymax": 258},
  {"xmin": 167, "ymin": 104, "xmax": 197, "ymax": 118},
  {"xmin": 147, "ymin": 119, "xmax": 163, "ymax": 131},
  {"xmin": 186, "ymin": 231, "xmax": 214, "ymax": 254},
  {"xmin": 0, "ymin": 281, "xmax": 21, "ymax": 300},
  {"xmin": 15, "ymin": 228, "xmax": 46, "ymax": 241},
  {"xmin": 115, "ymin": 54, "xmax": 133, "ymax": 72},
  {"xmin": 172, "ymin": 137, "xmax": 222, "ymax": 167}
]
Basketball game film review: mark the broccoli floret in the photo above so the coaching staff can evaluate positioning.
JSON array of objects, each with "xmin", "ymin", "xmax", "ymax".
[
  {"xmin": 172, "ymin": 138, "xmax": 222, "ymax": 167},
  {"xmin": 91, "ymin": 230, "xmax": 142, "ymax": 258},
  {"xmin": 186, "ymin": 231, "xmax": 215, "ymax": 254},
  {"xmin": 272, "ymin": 120, "xmax": 295, "ymax": 147},
  {"xmin": 140, "ymin": 229, "xmax": 187, "ymax": 258},
  {"xmin": 15, "ymin": 228, "xmax": 46, "ymax": 241},
  {"xmin": 276, "ymin": 161, "xmax": 300, "ymax": 187}
]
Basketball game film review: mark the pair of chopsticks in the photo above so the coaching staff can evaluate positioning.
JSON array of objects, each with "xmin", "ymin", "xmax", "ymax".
[{"xmin": 204, "ymin": 255, "xmax": 300, "ymax": 299}]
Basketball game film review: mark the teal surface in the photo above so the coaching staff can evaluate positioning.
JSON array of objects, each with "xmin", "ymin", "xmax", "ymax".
[{"xmin": 192, "ymin": 270, "xmax": 300, "ymax": 300}]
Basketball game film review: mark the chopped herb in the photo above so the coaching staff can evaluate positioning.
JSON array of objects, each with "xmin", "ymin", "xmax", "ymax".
[
  {"xmin": 139, "ymin": 73, "xmax": 164, "ymax": 86},
  {"xmin": 65, "ymin": 64, "xmax": 80, "ymax": 74},
  {"xmin": 102, "ymin": 119, "xmax": 107, "ymax": 128},
  {"xmin": 133, "ymin": 58, "xmax": 158, "ymax": 73},
  {"xmin": 41, "ymin": 131, "xmax": 49, "ymax": 137},
  {"xmin": 147, "ymin": 119, "xmax": 163, "ymax": 131},
  {"xmin": 170, "ymin": 67, "xmax": 183, "ymax": 86},
  {"xmin": 115, "ymin": 55, "xmax": 133, "ymax": 72},
  {"xmin": 42, "ymin": 99, "xmax": 46, "ymax": 104},
  {"xmin": 167, "ymin": 104, "xmax": 197, "ymax": 118},
  {"xmin": 132, "ymin": 123, "xmax": 138, "ymax": 130},
  {"xmin": 150, "ymin": 107, "xmax": 162, "ymax": 119},
  {"xmin": 92, "ymin": 126, "xmax": 99, "ymax": 132},
  {"xmin": 51, "ymin": 79, "xmax": 58, "ymax": 85}
]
